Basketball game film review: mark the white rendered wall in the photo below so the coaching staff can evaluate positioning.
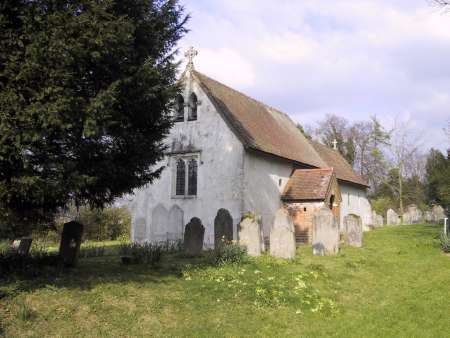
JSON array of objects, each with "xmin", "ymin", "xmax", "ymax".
[
  {"xmin": 127, "ymin": 73, "xmax": 245, "ymax": 247},
  {"xmin": 339, "ymin": 183, "xmax": 372, "ymax": 232},
  {"xmin": 242, "ymin": 151, "xmax": 294, "ymax": 236}
]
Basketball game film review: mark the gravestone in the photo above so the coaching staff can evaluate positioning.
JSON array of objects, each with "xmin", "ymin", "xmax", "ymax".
[
  {"xmin": 270, "ymin": 208, "xmax": 296, "ymax": 259},
  {"xmin": 168, "ymin": 205, "xmax": 184, "ymax": 241},
  {"xmin": 238, "ymin": 214, "xmax": 263, "ymax": 256},
  {"xmin": 134, "ymin": 217, "xmax": 147, "ymax": 243},
  {"xmin": 11, "ymin": 238, "xmax": 33, "ymax": 256},
  {"xmin": 403, "ymin": 205, "xmax": 423, "ymax": 224},
  {"xmin": 432, "ymin": 205, "xmax": 446, "ymax": 223},
  {"xmin": 376, "ymin": 214, "xmax": 384, "ymax": 227},
  {"xmin": 372, "ymin": 211, "xmax": 383, "ymax": 228},
  {"xmin": 59, "ymin": 221, "xmax": 84, "ymax": 267},
  {"xmin": 184, "ymin": 217, "xmax": 204, "ymax": 256},
  {"xmin": 424, "ymin": 211, "xmax": 433, "ymax": 223},
  {"xmin": 152, "ymin": 204, "xmax": 169, "ymax": 242},
  {"xmin": 312, "ymin": 207, "xmax": 339, "ymax": 256},
  {"xmin": 214, "ymin": 208, "xmax": 233, "ymax": 249},
  {"xmin": 386, "ymin": 209, "xmax": 400, "ymax": 226},
  {"xmin": 344, "ymin": 214, "xmax": 363, "ymax": 247}
]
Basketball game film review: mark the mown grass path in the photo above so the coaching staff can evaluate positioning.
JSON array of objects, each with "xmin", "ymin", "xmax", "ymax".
[{"xmin": 1, "ymin": 224, "xmax": 449, "ymax": 337}]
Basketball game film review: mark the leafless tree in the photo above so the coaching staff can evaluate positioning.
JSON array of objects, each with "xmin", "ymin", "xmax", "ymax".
[{"xmin": 388, "ymin": 119, "xmax": 423, "ymax": 218}]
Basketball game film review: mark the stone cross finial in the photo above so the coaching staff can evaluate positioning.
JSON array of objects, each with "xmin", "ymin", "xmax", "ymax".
[
  {"xmin": 185, "ymin": 46, "xmax": 198, "ymax": 70},
  {"xmin": 332, "ymin": 139, "xmax": 338, "ymax": 150}
]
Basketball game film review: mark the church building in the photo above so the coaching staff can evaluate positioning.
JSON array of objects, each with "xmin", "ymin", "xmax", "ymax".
[{"xmin": 128, "ymin": 47, "xmax": 372, "ymax": 247}]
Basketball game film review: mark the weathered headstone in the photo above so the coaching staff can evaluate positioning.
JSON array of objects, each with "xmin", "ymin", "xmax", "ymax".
[
  {"xmin": 168, "ymin": 205, "xmax": 184, "ymax": 241},
  {"xmin": 403, "ymin": 205, "xmax": 423, "ymax": 224},
  {"xmin": 270, "ymin": 208, "xmax": 296, "ymax": 259},
  {"xmin": 183, "ymin": 217, "xmax": 204, "ymax": 256},
  {"xmin": 214, "ymin": 208, "xmax": 233, "ymax": 249},
  {"xmin": 344, "ymin": 214, "xmax": 363, "ymax": 247},
  {"xmin": 11, "ymin": 238, "xmax": 33, "ymax": 256},
  {"xmin": 376, "ymin": 214, "xmax": 384, "ymax": 227},
  {"xmin": 386, "ymin": 209, "xmax": 400, "ymax": 226},
  {"xmin": 312, "ymin": 207, "xmax": 339, "ymax": 256},
  {"xmin": 152, "ymin": 204, "xmax": 169, "ymax": 242},
  {"xmin": 134, "ymin": 217, "xmax": 146, "ymax": 243},
  {"xmin": 59, "ymin": 221, "xmax": 84, "ymax": 267},
  {"xmin": 238, "ymin": 214, "xmax": 263, "ymax": 256},
  {"xmin": 432, "ymin": 205, "xmax": 446, "ymax": 223}
]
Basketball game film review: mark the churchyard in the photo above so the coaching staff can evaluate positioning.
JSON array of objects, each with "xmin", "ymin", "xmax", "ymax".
[{"xmin": 1, "ymin": 223, "xmax": 449, "ymax": 337}]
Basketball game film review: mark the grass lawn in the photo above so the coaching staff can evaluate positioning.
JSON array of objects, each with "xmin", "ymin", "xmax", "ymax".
[{"xmin": 1, "ymin": 224, "xmax": 449, "ymax": 337}]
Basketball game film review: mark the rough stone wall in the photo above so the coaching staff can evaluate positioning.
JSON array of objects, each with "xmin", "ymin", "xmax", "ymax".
[
  {"xmin": 339, "ymin": 183, "xmax": 372, "ymax": 232},
  {"xmin": 242, "ymin": 151, "xmax": 294, "ymax": 238},
  {"xmin": 127, "ymin": 73, "xmax": 245, "ymax": 247}
]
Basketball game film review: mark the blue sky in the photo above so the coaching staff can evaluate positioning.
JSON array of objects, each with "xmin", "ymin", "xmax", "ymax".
[{"xmin": 177, "ymin": 0, "xmax": 450, "ymax": 152}]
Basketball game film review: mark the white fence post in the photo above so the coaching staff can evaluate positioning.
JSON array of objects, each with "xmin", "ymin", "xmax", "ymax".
[{"xmin": 444, "ymin": 218, "xmax": 448, "ymax": 236}]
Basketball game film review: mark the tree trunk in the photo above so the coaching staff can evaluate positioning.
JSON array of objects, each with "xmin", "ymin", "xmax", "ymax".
[{"xmin": 399, "ymin": 166, "xmax": 404, "ymax": 223}]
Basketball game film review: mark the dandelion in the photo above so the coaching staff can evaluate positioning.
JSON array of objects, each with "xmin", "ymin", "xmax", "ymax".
[
  {"xmin": 295, "ymin": 309, "xmax": 303, "ymax": 315},
  {"xmin": 254, "ymin": 270, "xmax": 261, "ymax": 274},
  {"xmin": 267, "ymin": 276, "xmax": 275, "ymax": 281}
]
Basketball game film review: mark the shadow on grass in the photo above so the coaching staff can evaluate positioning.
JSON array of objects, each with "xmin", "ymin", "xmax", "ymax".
[{"xmin": 0, "ymin": 251, "xmax": 215, "ymax": 299}]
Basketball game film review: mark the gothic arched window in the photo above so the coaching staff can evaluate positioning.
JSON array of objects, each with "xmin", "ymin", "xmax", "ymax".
[
  {"xmin": 175, "ymin": 95, "xmax": 184, "ymax": 122},
  {"xmin": 187, "ymin": 159, "xmax": 198, "ymax": 195},
  {"xmin": 188, "ymin": 93, "xmax": 198, "ymax": 121},
  {"xmin": 175, "ymin": 159, "xmax": 185, "ymax": 195}
]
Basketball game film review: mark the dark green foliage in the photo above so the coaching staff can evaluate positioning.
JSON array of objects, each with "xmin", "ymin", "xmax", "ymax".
[
  {"xmin": 0, "ymin": 250, "xmax": 59, "ymax": 278},
  {"xmin": 119, "ymin": 242, "xmax": 163, "ymax": 266},
  {"xmin": 372, "ymin": 168, "xmax": 427, "ymax": 210},
  {"xmin": 440, "ymin": 232, "xmax": 450, "ymax": 253},
  {"xmin": 425, "ymin": 149, "xmax": 450, "ymax": 209},
  {"xmin": 78, "ymin": 206, "xmax": 131, "ymax": 241},
  {"xmin": 0, "ymin": 0, "xmax": 188, "ymax": 238},
  {"xmin": 211, "ymin": 239, "xmax": 247, "ymax": 266}
]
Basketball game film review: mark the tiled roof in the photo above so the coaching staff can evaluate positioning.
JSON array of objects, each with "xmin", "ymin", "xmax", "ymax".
[
  {"xmin": 193, "ymin": 71, "xmax": 327, "ymax": 168},
  {"xmin": 310, "ymin": 141, "xmax": 369, "ymax": 187},
  {"xmin": 191, "ymin": 70, "xmax": 368, "ymax": 188},
  {"xmin": 281, "ymin": 168, "xmax": 334, "ymax": 201}
]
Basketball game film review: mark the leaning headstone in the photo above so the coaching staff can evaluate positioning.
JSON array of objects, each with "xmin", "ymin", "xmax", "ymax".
[
  {"xmin": 312, "ymin": 207, "xmax": 339, "ymax": 256},
  {"xmin": 11, "ymin": 238, "xmax": 33, "ymax": 256},
  {"xmin": 59, "ymin": 221, "xmax": 84, "ymax": 267},
  {"xmin": 183, "ymin": 217, "xmax": 204, "ymax": 256},
  {"xmin": 238, "ymin": 214, "xmax": 263, "ymax": 256},
  {"xmin": 270, "ymin": 208, "xmax": 296, "ymax": 259},
  {"xmin": 387, "ymin": 209, "xmax": 400, "ymax": 226},
  {"xmin": 432, "ymin": 205, "xmax": 446, "ymax": 223},
  {"xmin": 344, "ymin": 214, "xmax": 363, "ymax": 247},
  {"xmin": 214, "ymin": 208, "xmax": 233, "ymax": 249}
]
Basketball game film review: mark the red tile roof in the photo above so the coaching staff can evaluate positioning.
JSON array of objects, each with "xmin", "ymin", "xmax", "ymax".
[
  {"xmin": 310, "ymin": 141, "xmax": 369, "ymax": 187},
  {"xmin": 281, "ymin": 168, "xmax": 334, "ymax": 201},
  {"xmin": 193, "ymin": 71, "xmax": 326, "ymax": 168},
  {"xmin": 191, "ymin": 70, "xmax": 369, "ymax": 188}
]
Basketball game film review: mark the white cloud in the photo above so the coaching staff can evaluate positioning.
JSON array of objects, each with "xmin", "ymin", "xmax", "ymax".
[{"xmin": 179, "ymin": 0, "xmax": 450, "ymax": 152}]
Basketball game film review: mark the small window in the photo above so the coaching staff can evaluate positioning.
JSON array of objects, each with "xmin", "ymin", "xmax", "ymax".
[
  {"xmin": 175, "ymin": 159, "xmax": 185, "ymax": 195},
  {"xmin": 303, "ymin": 207, "xmax": 307, "ymax": 212},
  {"xmin": 188, "ymin": 93, "xmax": 198, "ymax": 121},
  {"xmin": 278, "ymin": 178, "xmax": 282, "ymax": 186},
  {"xmin": 187, "ymin": 159, "xmax": 198, "ymax": 195},
  {"xmin": 175, "ymin": 95, "xmax": 184, "ymax": 122},
  {"xmin": 173, "ymin": 155, "xmax": 198, "ymax": 197}
]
